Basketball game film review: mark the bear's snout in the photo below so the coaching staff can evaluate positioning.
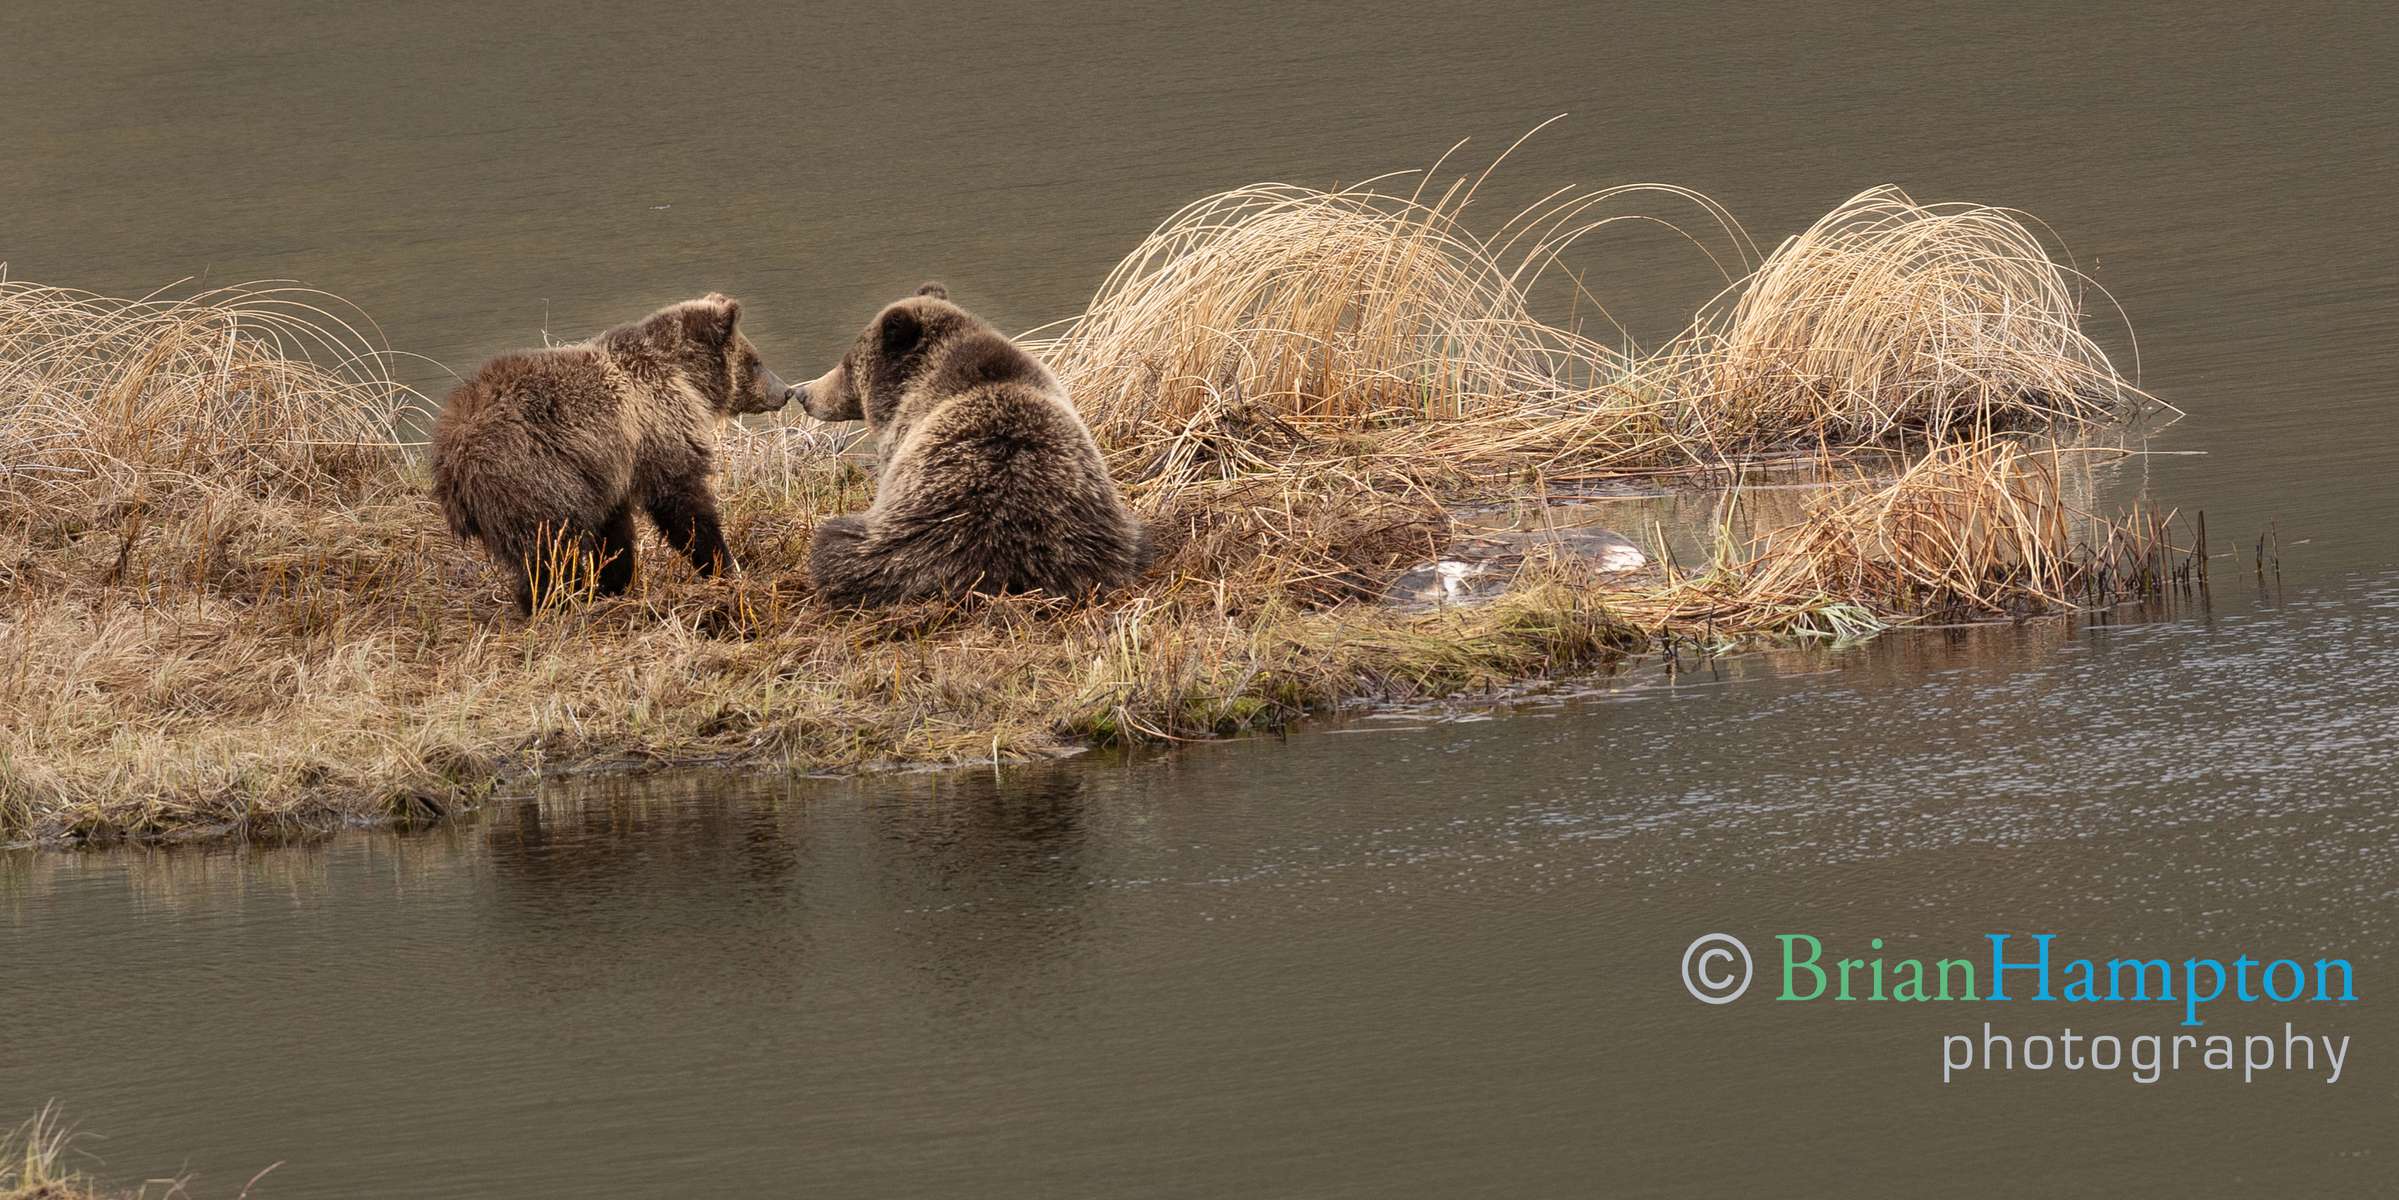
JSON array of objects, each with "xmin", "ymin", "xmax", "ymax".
[
  {"xmin": 759, "ymin": 367, "xmax": 794, "ymax": 411},
  {"xmin": 794, "ymin": 365, "xmax": 856, "ymax": 423}
]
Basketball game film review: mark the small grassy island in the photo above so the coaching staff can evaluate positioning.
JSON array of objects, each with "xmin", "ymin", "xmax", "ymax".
[{"xmin": 0, "ymin": 171, "xmax": 2186, "ymax": 844}]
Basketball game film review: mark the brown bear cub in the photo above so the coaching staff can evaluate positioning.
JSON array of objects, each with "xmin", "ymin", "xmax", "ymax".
[
  {"xmin": 796, "ymin": 284, "xmax": 1143, "ymax": 607},
  {"xmin": 432, "ymin": 294, "xmax": 794, "ymax": 613}
]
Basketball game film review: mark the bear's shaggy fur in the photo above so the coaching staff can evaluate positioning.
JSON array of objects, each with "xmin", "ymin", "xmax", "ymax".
[
  {"xmin": 797, "ymin": 284, "xmax": 1143, "ymax": 607},
  {"xmin": 432, "ymin": 294, "xmax": 792, "ymax": 613}
]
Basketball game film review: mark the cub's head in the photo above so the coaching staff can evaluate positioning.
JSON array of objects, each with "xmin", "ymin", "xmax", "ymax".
[
  {"xmin": 628, "ymin": 293, "xmax": 794, "ymax": 416},
  {"xmin": 795, "ymin": 282, "xmax": 977, "ymax": 427}
]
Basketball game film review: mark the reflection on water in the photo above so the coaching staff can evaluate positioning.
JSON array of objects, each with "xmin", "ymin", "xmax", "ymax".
[
  {"xmin": 1456, "ymin": 441, "xmax": 2135, "ymax": 570},
  {"xmin": 6, "ymin": 580, "xmax": 2393, "ymax": 1196},
  {"xmin": 474, "ymin": 767, "xmax": 1105, "ymax": 1009},
  {"xmin": 3, "ymin": 0, "xmax": 2394, "ymax": 1195}
]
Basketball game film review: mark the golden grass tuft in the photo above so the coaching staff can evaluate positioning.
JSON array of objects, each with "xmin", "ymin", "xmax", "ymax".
[
  {"xmin": 0, "ymin": 280, "xmax": 414, "ymax": 518},
  {"xmin": 1040, "ymin": 167, "xmax": 2150, "ymax": 501},
  {"xmin": 0, "ymin": 156, "xmax": 2185, "ymax": 844},
  {"xmin": 1652, "ymin": 187, "xmax": 2155, "ymax": 452},
  {"xmin": 1, "ymin": 1104, "xmax": 215, "ymax": 1200},
  {"xmin": 0, "ymin": 280, "xmax": 427, "ymax": 606},
  {"xmin": 1034, "ymin": 166, "xmax": 1754, "ymax": 493},
  {"xmin": 1041, "ymin": 180, "xmax": 1607, "ymax": 446},
  {"xmin": 0, "ymin": 1105, "xmax": 84, "ymax": 1200}
]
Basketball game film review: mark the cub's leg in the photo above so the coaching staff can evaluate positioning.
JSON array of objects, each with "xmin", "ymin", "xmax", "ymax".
[
  {"xmin": 646, "ymin": 481, "xmax": 734, "ymax": 576},
  {"xmin": 597, "ymin": 502, "xmax": 639, "ymax": 596},
  {"xmin": 507, "ymin": 555, "xmax": 538, "ymax": 617}
]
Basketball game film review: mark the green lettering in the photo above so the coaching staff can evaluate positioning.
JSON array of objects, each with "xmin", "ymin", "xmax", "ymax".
[
  {"xmin": 1780, "ymin": 934, "xmax": 1826, "ymax": 1001},
  {"xmin": 1936, "ymin": 958, "xmax": 1978, "ymax": 1001},
  {"xmin": 1893, "ymin": 959, "xmax": 1929, "ymax": 1002}
]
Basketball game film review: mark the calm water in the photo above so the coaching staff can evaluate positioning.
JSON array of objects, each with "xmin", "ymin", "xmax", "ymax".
[{"xmin": 4, "ymin": 2, "xmax": 2395, "ymax": 1196}]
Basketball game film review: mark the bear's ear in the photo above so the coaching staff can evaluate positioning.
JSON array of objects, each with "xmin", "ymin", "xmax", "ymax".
[
  {"xmin": 914, "ymin": 282, "xmax": 949, "ymax": 300},
  {"xmin": 877, "ymin": 303, "xmax": 926, "ymax": 359},
  {"xmin": 686, "ymin": 294, "xmax": 740, "ymax": 347}
]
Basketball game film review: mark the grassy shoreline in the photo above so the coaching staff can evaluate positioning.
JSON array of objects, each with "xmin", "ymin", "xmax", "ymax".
[
  {"xmin": 1, "ymin": 171, "xmax": 2182, "ymax": 845},
  {"xmin": 2, "ymin": 1104, "xmax": 256, "ymax": 1199}
]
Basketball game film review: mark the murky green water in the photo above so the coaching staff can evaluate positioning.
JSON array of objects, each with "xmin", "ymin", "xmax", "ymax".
[{"xmin": 4, "ymin": 3, "xmax": 2394, "ymax": 1196}]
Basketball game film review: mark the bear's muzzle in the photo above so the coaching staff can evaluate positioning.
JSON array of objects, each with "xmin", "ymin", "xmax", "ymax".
[{"xmin": 760, "ymin": 367, "xmax": 795, "ymax": 411}]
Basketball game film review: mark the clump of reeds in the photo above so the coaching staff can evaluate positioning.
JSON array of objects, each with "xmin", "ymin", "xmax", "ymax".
[
  {"xmin": 1747, "ymin": 439, "xmax": 2095, "ymax": 614},
  {"xmin": 0, "ymin": 1105, "xmax": 85, "ymax": 1200},
  {"xmin": 1034, "ymin": 160, "xmax": 1755, "ymax": 494},
  {"xmin": 1, "ymin": 1104, "xmax": 211, "ymax": 1199},
  {"xmin": 1035, "ymin": 170, "xmax": 2155, "ymax": 564},
  {"xmin": 1651, "ymin": 187, "xmax": 2151, "ymax": 451},
  {"xmin": 0, "ymin": 279, "xmax": 425, "ymax": 603},
  {"xmin": 1040, "ymin": 180, "xmax": 1589, "ymax": 441},
  {"xmin": 0, "ymin": 280, "xmax": 416, "ymax": 516},
  {"xmin": 1040, "ymin": 163, "xmax": 2156, "ymax": 604}
]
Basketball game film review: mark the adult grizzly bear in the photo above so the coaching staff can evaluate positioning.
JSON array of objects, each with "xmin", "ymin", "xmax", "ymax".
[
  {"xmin": 796, "ymin": 284, "xmax": 1143, "ymax": 607},
  {"xmin": 431, "ymin": 294, "xmax": 795, "ymax": 613}
]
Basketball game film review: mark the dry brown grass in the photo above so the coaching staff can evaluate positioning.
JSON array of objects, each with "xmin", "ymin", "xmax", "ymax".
[
  {"xmin": 1038, "ymin": 166, "xmax": 2152, "ymax": 500},
  {"xmin": 0, "ymin": 1104, "xmax": 235, "ymax": 1199},
  {"xmin": 0, "ymin": 156, "xmax": 2182, "ymax": 844},
  {"xmin": 0, "ymin": 280, "xmax": 413, "ymax": 528},
  {"xmin": 1650, "ymin": 186, "xmax": 2157, "ymax": 453},
  {"xmin": 0, "ymin": 1106, "xmax": 86, "ymax": 1200},
  {"xmin": 1032, "ymin": 165, "xmax": 1756, "ymax": 496}
]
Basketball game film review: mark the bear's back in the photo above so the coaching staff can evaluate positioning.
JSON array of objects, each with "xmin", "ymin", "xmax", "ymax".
[
  {"xmin": 438, "ymin": 346, "xmax": 618, "ymax": 436},
  {"xmin": 873, "ymin": 338, "xmax": 1134, "ymax": 586},
  {"xmin": 882, "ymin": 329, "xmax": 1069, "ymax": 448},
  {"xmin": 431, "ymin": 344, "xmax": 645, "ymax": 533}
]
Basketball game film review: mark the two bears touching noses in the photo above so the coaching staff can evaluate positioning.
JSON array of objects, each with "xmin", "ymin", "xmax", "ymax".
[{"xmin": 430, "ymin": 284, "xmax": 1146, "ymax": 615}]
